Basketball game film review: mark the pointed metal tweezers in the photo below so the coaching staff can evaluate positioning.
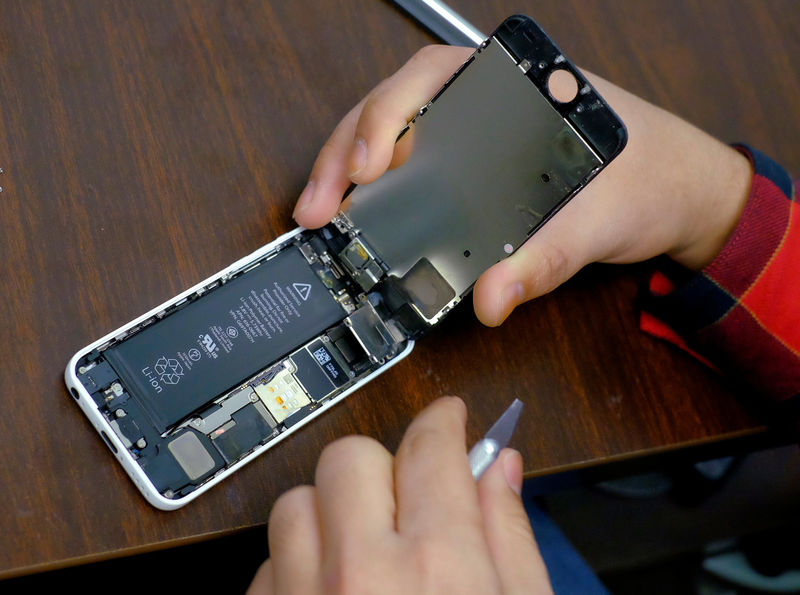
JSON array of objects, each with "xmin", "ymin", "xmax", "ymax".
[{"xmin": 468, "ymin": 398, "xmax": 524, "ymax": 479}]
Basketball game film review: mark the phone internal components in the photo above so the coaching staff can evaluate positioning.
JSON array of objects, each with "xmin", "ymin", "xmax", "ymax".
[
  {"xmin": 339, "ymin": 238, "xmax": 383, "ymax": 291},
  {"xmin": 290, "ymin": 340, "xmax": 349, "ymax": 401},
  {"xmin": 167, "ymin": 431, "xmax": 218, "ymax": 481},
  {"xmin": 210, "ymin": 403, "xmax": 277, "ymax": 464},
  {"xmin": 103, "ymin": 247, "xmax": 346, "ymax": 432},
  {"xmin": 253, "ymin": 367, "xmax": 312, "ymax": 424},
  {"xmin": 344, "ymin": 301, "xmax": 405, "ymax": 363}
]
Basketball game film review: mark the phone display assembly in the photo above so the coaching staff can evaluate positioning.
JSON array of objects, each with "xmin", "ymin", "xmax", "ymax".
[{"xmin": 65, "ymin": 15, "xmax": 627, "ymax": 510}]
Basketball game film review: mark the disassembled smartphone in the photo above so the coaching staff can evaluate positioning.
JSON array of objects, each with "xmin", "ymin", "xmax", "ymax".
[{"xmin": 65, "ymin": 15, "xmax": 627, "ymax": 509}]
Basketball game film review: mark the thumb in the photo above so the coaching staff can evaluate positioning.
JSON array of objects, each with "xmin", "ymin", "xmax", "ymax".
[
  {"xmin": 473, "ymin": 224, "xmax": 591, "ymax": 326},
  {"xmin": 246, "ymin": 559, "xmax": 274, "ymax": 594},
  {"xmin": 477, "ymin": 449, "xmax": 553, "ymax": 594}
]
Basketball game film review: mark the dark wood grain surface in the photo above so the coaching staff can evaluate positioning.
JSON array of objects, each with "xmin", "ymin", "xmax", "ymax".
[{"xmin": 1, "ymin": 0, "xmax": 797, "ymax": 578}]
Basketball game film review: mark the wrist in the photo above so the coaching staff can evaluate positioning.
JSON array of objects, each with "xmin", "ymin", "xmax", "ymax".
[
  {"xmin": 582, "ymin": 72, "xmax": 752, "ymax": 272},
  {"xmin": 665, "ymin": 143, "xmax": 752, "ymax": 271}
]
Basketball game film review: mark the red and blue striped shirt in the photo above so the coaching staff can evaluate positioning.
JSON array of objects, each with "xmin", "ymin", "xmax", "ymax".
[{"xmin": 641, "ymin": 146, "xmax": 799, "ymax": 411}]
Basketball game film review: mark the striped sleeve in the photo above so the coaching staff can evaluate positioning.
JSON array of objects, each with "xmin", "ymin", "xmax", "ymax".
[{"xmin": 640, "ymin": 146, "xmax": 800, "ymax": 407}]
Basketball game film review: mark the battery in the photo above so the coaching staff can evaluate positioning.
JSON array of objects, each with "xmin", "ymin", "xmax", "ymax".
[{"xmin": 104, "ymin": 246, "xmax": 346, "ymax": 432}]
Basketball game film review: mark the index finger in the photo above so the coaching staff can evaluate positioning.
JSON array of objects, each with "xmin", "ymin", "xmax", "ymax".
[
  {"xmin": 394, "ymin": 396, "xmax": 483, "ymax": 538},
  {"xmin": 293, "ymin": 45, "xmax": 473, "ymax": 230}
]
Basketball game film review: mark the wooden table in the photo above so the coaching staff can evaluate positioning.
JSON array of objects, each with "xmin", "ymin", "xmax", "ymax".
[{"xmin": 1, "ymin": 0, "xmax": 797, "ymax": 579}]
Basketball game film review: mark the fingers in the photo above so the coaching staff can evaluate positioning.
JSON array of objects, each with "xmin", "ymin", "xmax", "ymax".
[
  {"xmin": 314, "ymin": 435, "xmax": 396, "ymax": 551},
  {"xmin": 472, "ymin": 197, "xmax": 596, "ymax": 326},
  {"xmin": 292, "ymin": 103, "xmax": 365, "ymax": 228},
  {"xmin": 394, "ymin": 396, "xmax": 482, "ymax": 537},
  {"xmin": 293, "ymin": 45, "xmax": 473, "ymax": 229},
  {"xmin": 246, "ymin": 559, "xmax": 274, "ymax": 595},
  {"xmin": 348, "ymin": 45, "xmax": 474, "ymax": 184},
  {"xmin": 257, "ymin": 400, "xmax": 554, "ymax": 593},
  {"xmin": 267, "ymin": 485, "xmax": 323, "ymax": 594},
  {"xmin": 477, "ymin": 449, "xmax": 553, "ymax": 594}
]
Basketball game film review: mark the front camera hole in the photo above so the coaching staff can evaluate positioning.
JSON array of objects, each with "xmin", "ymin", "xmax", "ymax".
[{"xmin": 547, "ymin": 69, "xmax": 579, "ymax": 103}]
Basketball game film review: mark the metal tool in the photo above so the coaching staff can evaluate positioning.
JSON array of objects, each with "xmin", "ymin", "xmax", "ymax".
[
  {"xmin": 392, "ymin": 0, "xmax": 485, "ymax": 46},
  {"xmin": 468, "ymin": 398, "xmax": 523, "ymax": 479}
]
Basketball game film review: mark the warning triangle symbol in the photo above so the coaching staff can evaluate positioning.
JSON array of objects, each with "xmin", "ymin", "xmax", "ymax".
[{"xmin": 293, "ymin": 282, "xmax": 312, "ymax": 301}]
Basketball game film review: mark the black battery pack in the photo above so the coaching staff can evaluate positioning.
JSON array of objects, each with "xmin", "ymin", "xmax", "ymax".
[{"xmin": 104, "ymin": 246, "xmax": 346, "ymax": 432}]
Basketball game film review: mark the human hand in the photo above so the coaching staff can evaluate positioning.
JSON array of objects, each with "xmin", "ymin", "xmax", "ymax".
[
  {"xmin": 292, "ymin": 45, "xmax": 752, "ymax": 326},
  {"xmin": 247, "ymin": 397, "xmax": 552, "ymax": 594}
]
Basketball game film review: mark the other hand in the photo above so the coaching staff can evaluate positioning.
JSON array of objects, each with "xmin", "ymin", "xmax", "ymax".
[{"xmin": 247, "ymin": 397, "xmax": 552, "ymax": 594}]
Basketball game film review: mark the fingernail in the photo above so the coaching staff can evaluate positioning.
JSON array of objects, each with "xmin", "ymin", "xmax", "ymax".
[
  {"xmin": 503, "ymin": 449, "xmax": 523, "ymax": 496},
  {"xmin": 348, "ymin": 137, "xmax": 367, "ymax": 177},
  {"xmin": 293, "ymin": 180, "xmax": 315, "ymax": 219},
  {"xmin": 497, "ymin": 282, "xmax": 524, "ymax": 324}
]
